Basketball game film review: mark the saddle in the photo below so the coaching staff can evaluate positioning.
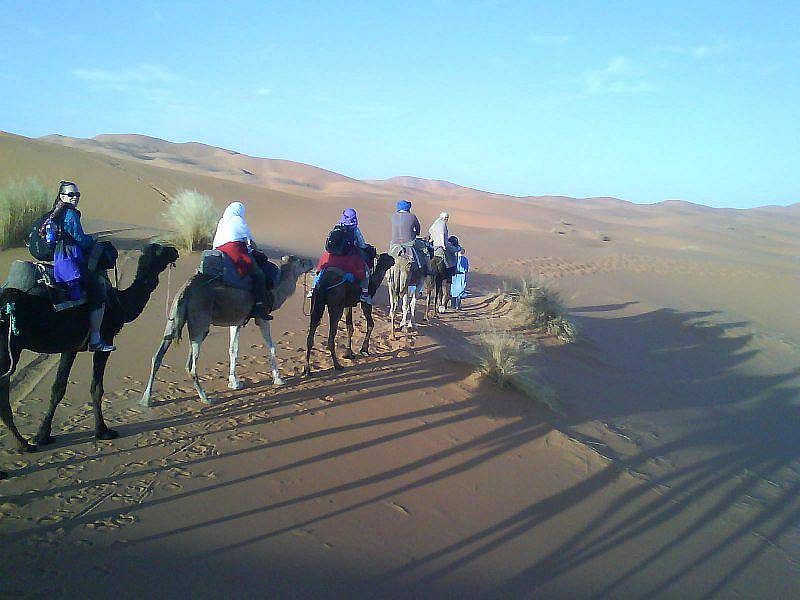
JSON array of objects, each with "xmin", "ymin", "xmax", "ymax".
[
  {"xmin": 2, "ymin": 260, "xmax": 88, "ymax": 311},
  {"xmin": 198, "ymin": 250, "xmax": 280, "ymax": 291}
]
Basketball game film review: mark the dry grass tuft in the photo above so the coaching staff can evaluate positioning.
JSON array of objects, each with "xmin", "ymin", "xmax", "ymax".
[
  {"xmin": 506, "ymin": 278, "xmax": 579, "ymax": 343},
  {"xmin": 162, "ymin": 189, "xmax": 219, "ymax": 252},
  {"xmin": 474, "ymin": 329, "xmax": 560, "ymax": 411},
  {"xmin": 0, "ymin": 177, "xmax": 49, "ymax": 249}
]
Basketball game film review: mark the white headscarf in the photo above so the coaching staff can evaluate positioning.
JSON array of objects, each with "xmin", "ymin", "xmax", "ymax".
[
  {"xmin": 213, "ymin": 202, "xmax": 254, "ymax": 248},
  {"xmin": 428, "ymin": 212, "xmax": 450, "ymax": 248}
]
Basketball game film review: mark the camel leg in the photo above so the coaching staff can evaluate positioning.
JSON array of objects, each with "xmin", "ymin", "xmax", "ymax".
[
  {"xmin": 360, "ymin": 304, "xmax": 374, "ymax": 355},
  {"xmin": 410, "ymin": 285, "xmax": 419, "ymax": 328},
  {"xmin": 400, "ymin": 292, "xmax": 411, "ymax": 330},
  {"xmin": 389, "ymin": 281, "xmax": 398, "ymax": 339},
  {"xmin": 304, "ymin": 299, "xmax": 325, "ymax": 376},
  {"xmin": 36, "ymin": 351, "xmax": 78, "ymax": 445},
  {"xmin": 343, "ymin": 308, "xmax": 356, "ymax": 360},
  {"xmin": 328, "ymin": 304, "xmax": 345, "ymax": 371},
  {"xmin": 1, "ymin": 368, "xmax": 35, "ymax": 455},
  {"xmin": 228, "ymin": 326, "xmax": 242, "ymax": 390},
  {"xmin": 141, "ymin": 336, "xmax": 173, "ymax": 407},
  {"xmin": 91, "ymin": 351, "xmax": 117, "ymax": 440},
  {"xmin": 187, "ymin": 334, "xmax": 211, "ymax": 404},
  {"xmin": 256, "ymin": 318, "xmax": 284, "ymax": 386}
]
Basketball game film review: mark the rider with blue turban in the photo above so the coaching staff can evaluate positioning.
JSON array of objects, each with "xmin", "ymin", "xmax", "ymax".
[{"xmin": 390, "ymin": 200, "xmax": 429, "ymax": 275}]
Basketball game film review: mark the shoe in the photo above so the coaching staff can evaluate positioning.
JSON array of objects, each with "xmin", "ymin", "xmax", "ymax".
[
  {"xmin": 306, "ymin": 289, "xmax": 314, "ymax": 299},
  {"xmin": 360, "ymin": 293, "xmax": 373, "ymax": 305},
  {"xmin": 250, "ymin": 303, "xmax": 273, "ymax": 320},
  {"xmin": 89, "ymin": 342, "xmax": 116, "ymax": 352}
]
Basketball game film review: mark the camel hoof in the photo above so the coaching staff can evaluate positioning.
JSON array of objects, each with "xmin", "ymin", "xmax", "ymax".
[
  {"xmin": 304, "ymin": 368, "xmax": 313, "ymax": 377},
  {"xmin": 273, "ymin": 377, "xmax": 285, "ymax": 386},
  {"xmin": 359, "ymin": 349, "xmax": 370, "ymax": 356},
  {"xmin": 96, "ymin": 429, "xmax": 119, "ymax": 441},
  {"xmin": 200, "ymin": 396, "xmax": 214, "ymax": 405},
  {"xmin": 20, "ymin": 442, "xmax": 37, "ymax": 454},
  {"xmin": 139, "ymin": 394, "xmax": 152, "ymax": 407},
  {"xmin": 333, "ymin": 364, "xmax": 345, "ymax": 371},
  {"xmin": 228, "ymin": 379, "xmax": 242, "ymax": 390},
  {"xmin": 343, "ymin": 352, "xmax": 356, "ymax": 360},
  {"xmin": 36, "ymin": 434, "xmax": 56, "ymax": 446}
]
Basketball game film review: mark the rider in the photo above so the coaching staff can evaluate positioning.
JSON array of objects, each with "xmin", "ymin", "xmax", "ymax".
[
  {"xmin": 428, "ymin": 212, "xmax": 460, "ymax": 275},
  {"xmin": 212, "ymin": 202, "xmax": 272, "ymax": 320},
  {"xmin": 49, "ymin": 181, "xmax": 116, "ymax": 352},
  {"xmin": 308, "ymin": 208, "xmax": 372, "ymax": 304},
  {"xmin": 390, "ymin": 200, "xmax": 429, "ymax": 275}
]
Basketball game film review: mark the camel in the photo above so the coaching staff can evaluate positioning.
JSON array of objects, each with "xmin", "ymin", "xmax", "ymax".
[
  {"xmin": 304, "ymin": 253, "xmax": 394, "ymax": 375},
  {"xmin": 141, "ymin": 255, "xmax": 313, "ymax": 406},
  {"xmin": 0, "ymin": 243, "xmax": 178, "ymax": 474},
  {"xmin": 424, "ymin": 255, "xmax": 452, "ymax": 320},
  {"xmin": 387, "ymin": 248, "xmax": 425, "ymax": 338}
]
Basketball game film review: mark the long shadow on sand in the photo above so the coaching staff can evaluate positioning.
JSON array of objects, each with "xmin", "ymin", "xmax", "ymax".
[{"xmin": 380, "ymin": 303, "xmax": 800, "ymax": 597}]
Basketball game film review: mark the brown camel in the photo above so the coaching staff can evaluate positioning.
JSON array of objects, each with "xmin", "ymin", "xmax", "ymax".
[
  {"xmin": 304, "ymin": 253, "xmax": 394, "ymax": 375},
  {"xmin": 141, "ymin": 255, "xmax": 313, "ymax": 405}
]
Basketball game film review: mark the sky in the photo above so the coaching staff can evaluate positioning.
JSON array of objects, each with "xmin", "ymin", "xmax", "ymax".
[{"xmin": 1, "ymin": 1, "xmax": 798, "ymax": 208}]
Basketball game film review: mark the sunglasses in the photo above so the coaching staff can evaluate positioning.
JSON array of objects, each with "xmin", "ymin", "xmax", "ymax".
[{"xmin": 61, "ymin": 191, "xmax": 81, "ymax": 199}]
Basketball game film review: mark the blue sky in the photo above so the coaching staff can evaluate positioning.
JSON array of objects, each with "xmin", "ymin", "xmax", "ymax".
[{"xmin": 1, "ymin": 1, "xmax": 798, "ymax": 208}]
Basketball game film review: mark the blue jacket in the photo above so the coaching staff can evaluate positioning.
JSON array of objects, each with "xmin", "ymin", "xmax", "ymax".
[{"xmin": 62, "ymin": 208, "xmax": 94, "ymax": 251}]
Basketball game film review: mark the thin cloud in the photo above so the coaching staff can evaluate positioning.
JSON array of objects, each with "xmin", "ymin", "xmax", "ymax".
[
  {"xmin": 256, "ymin": 87, "xmax": 271, "ymax": 96},
  {"xmin": 527, "ymin": 33, "xmax": 571, "ymax": 45},
  {"xmin": 583, "ymin": 57, "xmax": 654, "ymax": 95},
  {"xmin": 659, "ymin": 42, "xmax": 729, "ymax": 59},
  {"xmin": 72, "ymin": 64, "xmax": 177, "ymax": 84}
]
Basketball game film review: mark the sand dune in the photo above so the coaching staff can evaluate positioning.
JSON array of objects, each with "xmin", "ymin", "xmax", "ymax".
[{"xmin": 1, "ymin": 131, "xmax": 800, "ymax": 597}]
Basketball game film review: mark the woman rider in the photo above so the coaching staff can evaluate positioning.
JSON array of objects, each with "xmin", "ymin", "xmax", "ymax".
[
  {"xmin": 50, "ymin": 181, "xmax": 116, "ymax": 352},
  {"xmin": 212, "ymin": 202, "xmax": 272, "ymax": 320}
]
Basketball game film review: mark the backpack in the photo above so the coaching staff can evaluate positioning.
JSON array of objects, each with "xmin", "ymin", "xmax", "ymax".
[
  {"xmin": 325, "ymin": 225, "xmax": 356, "ymax": 256},
  {"xmin": 28, "ymin": 213, "xmax": 57, "ymax": 261}
]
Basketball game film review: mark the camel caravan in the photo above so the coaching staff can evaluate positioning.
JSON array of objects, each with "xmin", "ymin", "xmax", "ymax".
[{"xmin": 0, "ymin": 184, "xmax": 469, "ymax": 478}]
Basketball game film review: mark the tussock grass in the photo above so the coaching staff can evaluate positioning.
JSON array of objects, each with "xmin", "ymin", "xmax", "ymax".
[
  {"xmin": 0, "ymin": 177, "xmax": 49, "ymax": 249},
  {"xmin": 506, "ymin": 277, "xmax": 579, "ymax": 343},
  {"xmin": 474, "ymin": 329, "xmax": 560, "ymax": 411},
  {"xmin": 162, "ymin": 189, "xmax": 219, "ymax": 252}
]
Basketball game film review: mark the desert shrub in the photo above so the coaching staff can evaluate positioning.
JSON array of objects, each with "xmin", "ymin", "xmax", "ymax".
[
  {"xmin": 507, "ymin": 278, "xmax": 579, "ymax": 343},
  {"xmin": 162, "ymin": 189, "xmax": 219, "ymax": 252},
  {"xmin": 474, "ymin": 329, "xmax": 559, "ymax": 411},
  {"xmin": 0, "ymin": 177, "xmax": 50, "ymax": 249}
]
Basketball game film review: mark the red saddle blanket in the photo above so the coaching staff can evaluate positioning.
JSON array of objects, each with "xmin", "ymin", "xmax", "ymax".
[{"xmin": 316, "ymin": 251, "xmax": 365, "ymax": 281}]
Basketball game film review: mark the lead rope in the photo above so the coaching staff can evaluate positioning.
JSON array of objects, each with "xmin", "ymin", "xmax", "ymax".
[
  {"xmin": 302, "ymin": 272, "xmax": 311, "ymax": 317},
  {"xmin": 1, "ymin": 305, "xmax": 17, "ymax": 380},
  {"xmin": 165, "ymin": 263, "xmax": 174, "ymax": 319}
]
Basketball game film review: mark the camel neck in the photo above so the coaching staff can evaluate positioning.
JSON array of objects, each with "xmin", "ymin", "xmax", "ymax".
[{"xmin": 117, "ymin": 272, "xmax": 160, "ymax": 323}]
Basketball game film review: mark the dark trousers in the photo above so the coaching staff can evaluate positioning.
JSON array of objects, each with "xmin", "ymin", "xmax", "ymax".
[{"xmin": 79, "ymin": 262, "xmax": 106, "ymax": 309}]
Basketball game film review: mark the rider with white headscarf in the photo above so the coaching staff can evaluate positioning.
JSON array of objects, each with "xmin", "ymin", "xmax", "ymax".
[
  {"xmin": 213, "ymin": 202, "xmax": 272, "ymax": 320},
  {"xmin": 428, "ymin": 212, "xmax": 459, "ymax": 270}
]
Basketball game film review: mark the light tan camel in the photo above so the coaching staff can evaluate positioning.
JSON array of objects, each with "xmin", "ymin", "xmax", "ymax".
[
  {"xmin": 387, "ymin": 248, "xmax": 425, "ymax": 338},
  {"xmin": 140, "ymin": 255, "xmax": 312, "ymax": 405}
]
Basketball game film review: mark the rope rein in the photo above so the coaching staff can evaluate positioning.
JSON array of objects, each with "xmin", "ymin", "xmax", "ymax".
[
  {"xmin": 165, "ymin": 263, "xmax": 174, "ymax": 319},
  {"xmin": 302, "ymin": 272, "xmax": 311, "ymax": 317}
]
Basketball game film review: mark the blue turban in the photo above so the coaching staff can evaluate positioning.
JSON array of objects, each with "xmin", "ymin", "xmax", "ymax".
[{"xmin": 396, "ymin": 200, "xmax": 412, "ymax": 212}]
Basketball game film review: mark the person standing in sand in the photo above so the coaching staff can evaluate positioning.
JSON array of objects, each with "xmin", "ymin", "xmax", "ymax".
[
  {"xmin": 450, "ymin": 244, "xmax": 469, "ymax": 310},
  {"xmin": 212, "ymin": 202, "xmax": 272, "ymax": 320}
]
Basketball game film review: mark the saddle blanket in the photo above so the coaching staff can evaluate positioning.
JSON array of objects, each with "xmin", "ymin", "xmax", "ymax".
[
  {"xmin": 316, "ymin": 251, "xmax": 365, "ymax": 282},
  {"xmin": 2, "ymin": 260, "xmax": 87, "ymax": 311}
]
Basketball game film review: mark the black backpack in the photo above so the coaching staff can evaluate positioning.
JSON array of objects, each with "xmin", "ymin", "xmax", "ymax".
[
  {"xmin": 325, "ymin": 225, "xmax": 356, "ymax": 256},
  {"xmin": 28, "ymin": 213, "xmax": 57, "ymax": 261}
]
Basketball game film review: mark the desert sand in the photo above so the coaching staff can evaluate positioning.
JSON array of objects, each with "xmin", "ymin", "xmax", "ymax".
[{"xmin": 1, "ymin": 130, "xmax": 799, "ymax": 598}]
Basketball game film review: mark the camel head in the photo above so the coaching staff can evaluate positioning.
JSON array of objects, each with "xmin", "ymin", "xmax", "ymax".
[
  {"xmin": 369, "ymin": 253, "xmax": 395, "ymax": 296},
  {"xmin": 279, "ymin": 255, "xmax": 314, "ymax": 278},
  {"xmin": 136, "ymin": 243, "xmax": 179, "ymax": 282}
]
